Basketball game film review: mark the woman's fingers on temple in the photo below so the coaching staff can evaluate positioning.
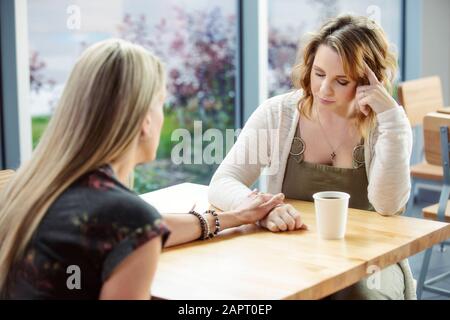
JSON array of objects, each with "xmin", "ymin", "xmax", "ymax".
[
  {"xmin": 354, "ymin": 96, "xmax": 369, "ymax": 116},
  {"xmin": 356, "ymin": 85, "xmax": 372, "ymax": 93},
  {"xmin": 364, "ymin": 62, "xmax": 380, "ymax": 85},
  {"xmin": 358, "ymin": 96, "xmax": 371, "ymax": 108},
  {"xmin": 360, "ymin": 105, "xmax": 370, "ymax": 116}
]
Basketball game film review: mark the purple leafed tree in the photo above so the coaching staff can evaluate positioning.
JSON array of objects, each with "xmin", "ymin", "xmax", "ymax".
[
  {"xmin": 268, "ymin": 27, "xmax": 300, "ymax": 96},
  {"xmin": 118, "ymin": 6, "xmax": 237, "ymax": 131},
  {"xmin": 29, "ymin": 50, "xmax": 55, "ymax": 93},
  {"xmin": 268, "ymin": 1, "xmax": 339, "ymax": 96}
]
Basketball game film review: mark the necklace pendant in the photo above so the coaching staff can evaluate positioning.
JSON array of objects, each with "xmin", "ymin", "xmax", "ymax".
[{"xmin": 331, "ymin": 152, "xmax": 336, "ymax": 161}]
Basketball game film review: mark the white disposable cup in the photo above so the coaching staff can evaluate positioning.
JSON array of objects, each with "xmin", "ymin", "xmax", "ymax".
[{"xmin": 313, "ymin": 191, "xmax": 350, "ymax": 240}]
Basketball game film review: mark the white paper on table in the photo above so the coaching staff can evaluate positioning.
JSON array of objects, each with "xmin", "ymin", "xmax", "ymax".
[{"xmin": 139, "ymin": 183, "xmax": 210, "ymax": 214}]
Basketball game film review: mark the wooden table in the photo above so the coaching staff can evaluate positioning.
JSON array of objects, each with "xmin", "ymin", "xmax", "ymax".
[{"xmin": 140, "ymin": 183, "xmax": 450, "ymax": 300}]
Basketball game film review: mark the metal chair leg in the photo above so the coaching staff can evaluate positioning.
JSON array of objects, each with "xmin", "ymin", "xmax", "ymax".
[
  {"xmin": 437, "ymin": 185, "xmax": 450, "ymax": 223},
  {"xmin": 406, "ymin": 179, "xmax": 417, "ymax": 216},
  {"xmin": 417, "ymin": 247, "xmax": 433, "ymax": 299},
  {"xmin": 437, "ymin": 185, "xmax": 450, "ymax": 252}
]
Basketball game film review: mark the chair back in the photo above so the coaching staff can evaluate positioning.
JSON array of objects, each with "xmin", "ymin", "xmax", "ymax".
[
  {"xmin": 398, "ymin": 76, "xmax": 444, "ymax": 127},
  {"xmin": 424, "ymin": 112, "xmax": 450, "ymax": 186}
]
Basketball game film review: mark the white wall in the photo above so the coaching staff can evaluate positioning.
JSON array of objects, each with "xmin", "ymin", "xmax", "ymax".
[{"xmin": 422, "ymin": 0, "xmax": 450, "ymax": 105}]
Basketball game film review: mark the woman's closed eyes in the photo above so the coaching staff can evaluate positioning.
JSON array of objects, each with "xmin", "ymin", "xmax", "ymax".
[{"xmin": 314, "ymin": 72, "xmax": 350, "ymax": 86}]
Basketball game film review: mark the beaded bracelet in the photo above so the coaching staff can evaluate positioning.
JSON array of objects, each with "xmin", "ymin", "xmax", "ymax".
[
  {"xmin": 205, "ymin": 209, "xmax": 220, "ymax": 238},
  {"xmin": 189, "ymin": 210, "xmax": 209, "ymax": 240}
]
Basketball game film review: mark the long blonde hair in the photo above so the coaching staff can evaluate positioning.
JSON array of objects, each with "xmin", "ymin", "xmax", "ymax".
[
  {"xmin": 0, "ymin": 39, "xmax": 165, "ymax": 292},
  {"xmin": 292, "ymin": 14, "xmax": 398, "ymax": 137}
]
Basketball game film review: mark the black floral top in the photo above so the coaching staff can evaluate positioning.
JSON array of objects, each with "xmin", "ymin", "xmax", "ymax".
[{"xmin": 4, "ymin": 165, "xmax": 170, "ymax": 300}]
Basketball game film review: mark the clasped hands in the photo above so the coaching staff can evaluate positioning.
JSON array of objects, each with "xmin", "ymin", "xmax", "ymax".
[{"xmin": 235, "ymin": 189, "xmax": 308, "ymax": 233}]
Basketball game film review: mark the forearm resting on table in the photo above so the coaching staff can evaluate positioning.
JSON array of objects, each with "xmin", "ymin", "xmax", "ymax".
[{"xmin": 162, "ymin": 210, "xmax": 243, "ymax": 247}]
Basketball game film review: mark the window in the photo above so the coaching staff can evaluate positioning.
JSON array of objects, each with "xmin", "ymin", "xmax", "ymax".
[
  {"xmin": 28, "ymin": 0, "xmax": 239, "ymax": 193},
  {"xmin": 268, "ymin": 0, "xmax": 404, "ymax": 96}
]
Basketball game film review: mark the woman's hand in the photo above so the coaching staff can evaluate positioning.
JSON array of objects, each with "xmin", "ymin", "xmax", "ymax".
[
  {"xmin": 355, "ymin": 63, "xmax": 398, "ymax": 116},
  {"xmin": 259, "ymin": 203, "xmax": 308, "ymax": 232},
  {"xmin": 234, "ymin": 189, "xmax": 285, "ymax": 224}
]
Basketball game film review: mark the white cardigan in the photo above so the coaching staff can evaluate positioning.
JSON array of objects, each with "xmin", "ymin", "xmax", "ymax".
[{"xmin": 208, "ymin": 90, "xmax": 416, "ymax": 299}]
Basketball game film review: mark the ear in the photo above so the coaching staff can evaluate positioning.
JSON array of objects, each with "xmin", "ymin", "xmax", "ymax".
[{"xmin": 139, "ymin": 113, "xmax": 152, "ymax": 141}]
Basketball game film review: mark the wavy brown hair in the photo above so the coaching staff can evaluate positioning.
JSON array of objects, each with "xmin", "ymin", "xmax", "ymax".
[{"xmin": 291, "ymin": 14, "xmax": 398, "ymax": 137}]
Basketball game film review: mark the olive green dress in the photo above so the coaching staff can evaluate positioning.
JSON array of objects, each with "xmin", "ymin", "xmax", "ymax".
[{"xmin": 281, "ymin": 123, "xmax": 405, "ymax": 300}]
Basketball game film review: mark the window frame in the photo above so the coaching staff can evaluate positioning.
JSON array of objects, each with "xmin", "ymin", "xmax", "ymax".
[{"xmin": 0, "ymin": 0, "xmax": 32, "ymax": 170}]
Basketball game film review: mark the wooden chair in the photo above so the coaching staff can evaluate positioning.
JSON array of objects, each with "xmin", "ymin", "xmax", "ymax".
[
  {"xmin": 417, "ymin": 112, "xmax": 450, "ymax": 299},
  {"xmin": 398, "ymin": 76, "xmax": 445, "ymax": 215},
  {"xmin": 0, "ymin": 169, "xmax": 15, "ymax": 193},
  {"xmin": 438, "ymin": 108, "xmax": 450, "ymax": 115}
]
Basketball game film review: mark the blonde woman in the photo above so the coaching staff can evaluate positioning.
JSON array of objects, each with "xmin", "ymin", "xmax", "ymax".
[
  {"xmin": 209, "ymin": 15, "xmax": 415, "ymax": 299},
  {"xmin": 0, "ymin": 39, "xmax": 284, "ymax": 299}
]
